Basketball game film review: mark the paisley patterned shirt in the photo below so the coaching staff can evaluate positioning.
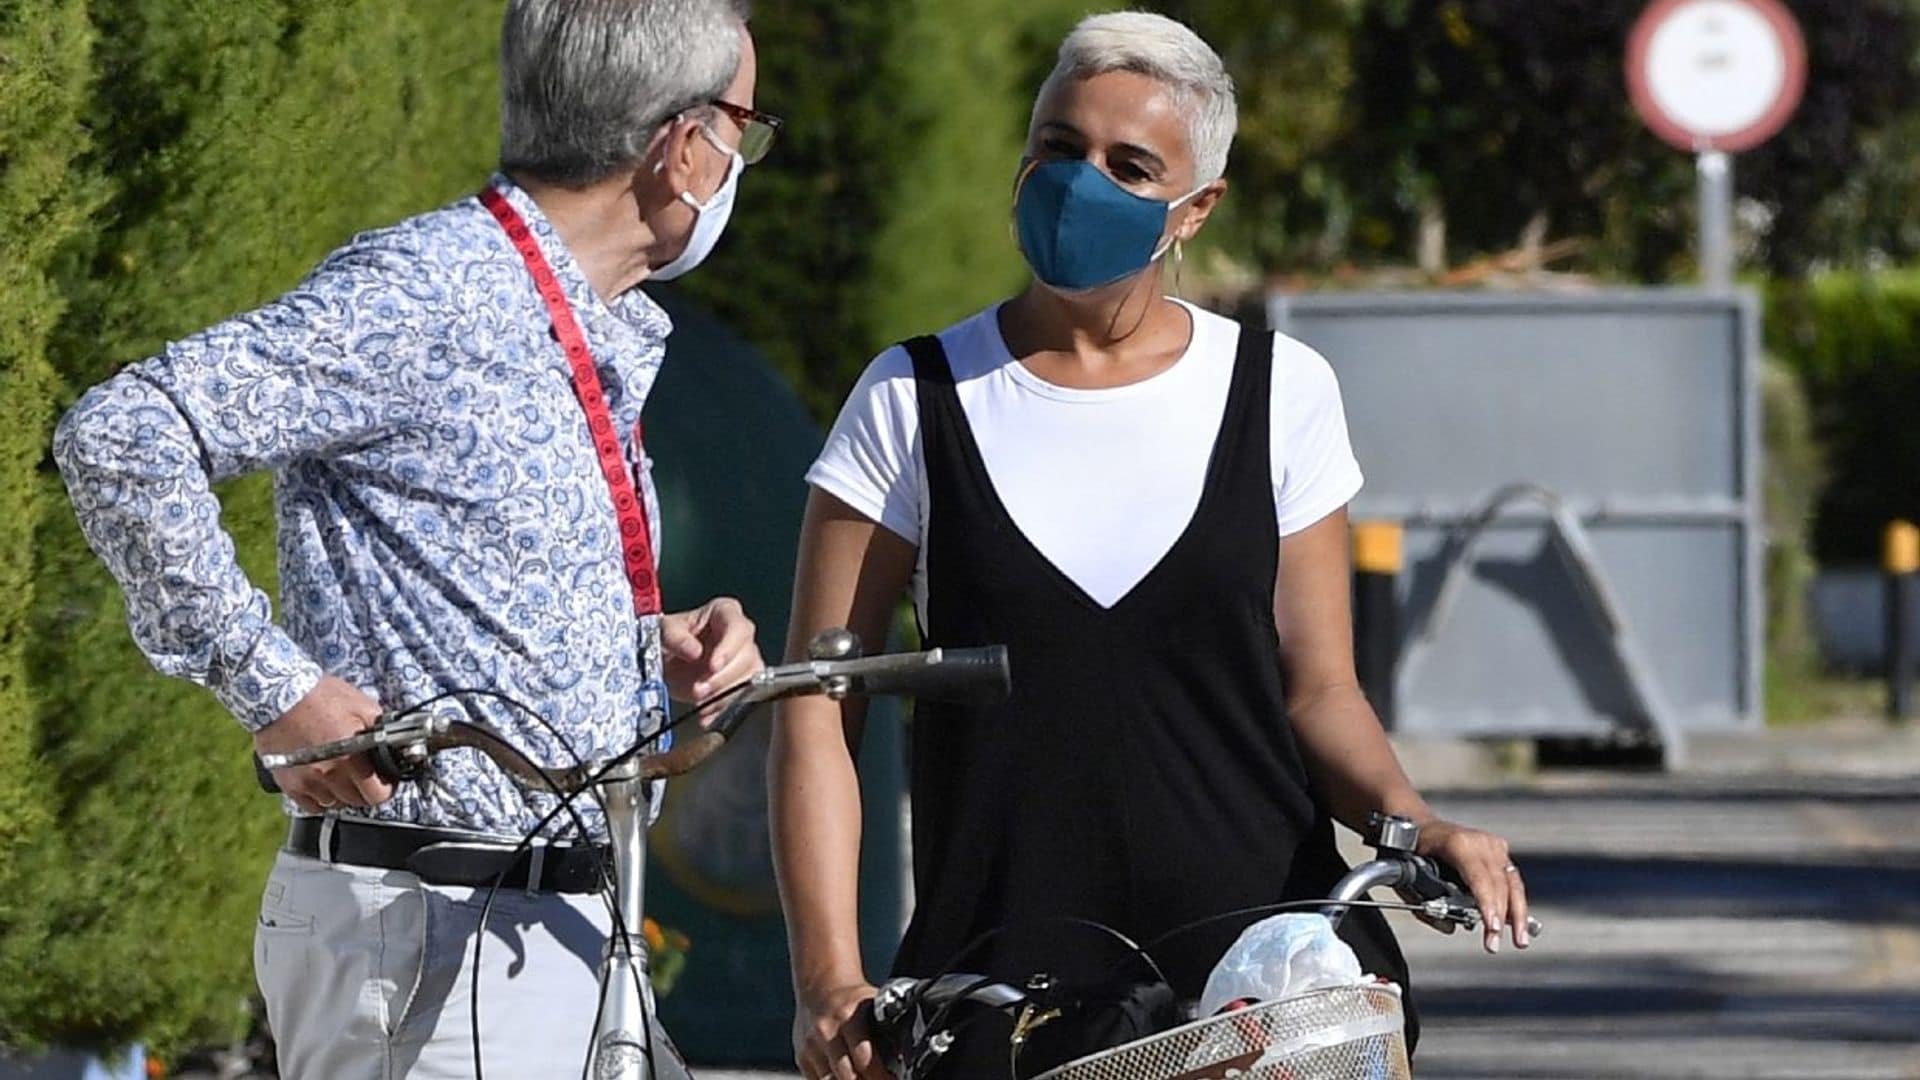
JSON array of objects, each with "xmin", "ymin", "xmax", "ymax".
[{"xmin": 54, "ymin": 175, "xmax": 668, "ymax": 839}]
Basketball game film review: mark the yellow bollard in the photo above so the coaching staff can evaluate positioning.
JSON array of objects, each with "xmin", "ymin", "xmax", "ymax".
[
  {"xmin": 1887, "ymin": 520, "xmax": 1919, "ymax": 721},
  {"xmin": 1886, "ymin": 520, "xmax": 1920, "ymax": 576},
  {"xmin": 1352, "ymin": 521, "xmax": 1405, "ymax": 729},
  {"xmin": 1352, "ymin": 520, "xmax": 1406, "ymax": 576}
]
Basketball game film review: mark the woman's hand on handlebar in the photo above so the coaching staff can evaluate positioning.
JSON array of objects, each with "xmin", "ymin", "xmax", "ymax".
[
  {"xmin": 662, "ymin": 597, "xmax": 765, "ymax": 706},
  {"xmin": 253, "ymin": 675, "xmax": 394, "ymax": 813},
  {"xmin": 794, "ymin": 980, "xmax": 891, "ymax": 1080},
  {"xmin": 1417, "ymin": 817, "xmax": 1531, "ymax": 954}
]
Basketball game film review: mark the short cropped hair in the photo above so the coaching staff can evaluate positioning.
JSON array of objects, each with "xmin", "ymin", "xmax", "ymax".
[{"xmin": 1033, "ymin": 11, "xmax": 1239, "ymax": 184}]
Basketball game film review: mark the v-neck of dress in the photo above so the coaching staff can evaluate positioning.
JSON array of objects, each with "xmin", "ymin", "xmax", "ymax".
[{"xmin": 938, "ymin": 309, "xmax": 1253, "ymax": 615}]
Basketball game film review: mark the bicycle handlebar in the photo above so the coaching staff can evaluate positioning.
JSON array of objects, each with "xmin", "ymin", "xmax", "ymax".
[
  {"xmin": 256, "ymin": 640, "xmax": 1011, "ymax": 795},
  {"xmin": 831, "ymin": 645, "xmax": 1012, "ymax": 704}
]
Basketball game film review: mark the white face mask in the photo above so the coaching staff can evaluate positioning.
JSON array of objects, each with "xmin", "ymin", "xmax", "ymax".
[{"xmin": 651, "ymin": 126, "xmax": 742, "ymax": 282}]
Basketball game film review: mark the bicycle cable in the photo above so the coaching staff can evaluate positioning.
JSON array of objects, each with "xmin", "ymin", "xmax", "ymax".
[
  {"xmin": 897, "ymin": 973, "xmax": 1021, "ymax": 1079},
  {"xmin": 380, "ymin": 689, "xmax": 628, "ymax": 1080},
  {"xmin": 376, "ymin": 674, "xmax": 763, "ymax": 1078},
  {"xmin": 911, "ymin": 914, "xmax": 1169, "ymax": 1065},
  {"xmin": 928, "ymin": 915, "xmax": 1170, "ymax": 992},
  {"xmin": 1138, "ymin": 897, "xmax": 1456, "ymax": 957},
  {"xmin": 383, "ymin": 691, "xmax": 609, "ymax": 1080},
  {"xmin": 1086, "ymin": 896, "xmax": 1462, "ymax": 992}
]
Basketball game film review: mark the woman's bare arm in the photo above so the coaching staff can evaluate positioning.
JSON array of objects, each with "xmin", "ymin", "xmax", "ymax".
[
  {"xmin": 771, "ymin": 489, "xmax": 917, "ymax": 1078},
  {"xmin": 1277, "ymin": 507, "xmax": 1530, "ymax": 952}
]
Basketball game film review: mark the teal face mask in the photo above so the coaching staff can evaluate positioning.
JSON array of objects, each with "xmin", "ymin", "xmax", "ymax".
[{"xmin": 1013, "ymin": 158, "xmax": 1202, "ymax": 292}]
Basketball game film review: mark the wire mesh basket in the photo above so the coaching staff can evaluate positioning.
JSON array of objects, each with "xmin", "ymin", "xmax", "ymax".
[{"xmin": 1030, "ymin": 981, "xmax": 1410, "ymax": 1080}]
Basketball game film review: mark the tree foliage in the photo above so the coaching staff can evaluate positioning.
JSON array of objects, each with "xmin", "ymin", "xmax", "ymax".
[
  {"xmin": 1328, "ymin": 0, "xmax": 1920, "ymax": 279},
  {"xmin": 672, "ymin": 0, "xmax": 1095, "ymax": 417},
  {"xmin": 1767, "ymin": 271, "xmax": 1920, "ymax": 563}
]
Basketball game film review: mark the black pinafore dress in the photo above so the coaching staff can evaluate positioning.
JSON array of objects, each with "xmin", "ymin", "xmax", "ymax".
[{"xmin": 889, "ymin": 324, "xmax": 1414, "ymax": 1075}]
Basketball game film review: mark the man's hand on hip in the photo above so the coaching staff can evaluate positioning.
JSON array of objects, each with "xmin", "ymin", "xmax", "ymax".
[
  {"xmin": 254, "ymin": 675, "xmax": 395, "ymax": 814},
  {"xmin": 661, "ymin": 597, "xmax": 765, "ymax": 707}
]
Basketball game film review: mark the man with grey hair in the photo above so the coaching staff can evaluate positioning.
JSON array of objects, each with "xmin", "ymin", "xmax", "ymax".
[{"xmin": 53, "ymin": 0, "xmax": 777, "ymax": 1074}]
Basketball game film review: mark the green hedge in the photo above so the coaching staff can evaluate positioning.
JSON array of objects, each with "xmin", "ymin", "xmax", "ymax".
[
  {"xmin": 4, "ymin": 0, "xmax": 504, "ymax": 1053},
  {"xmin": 1766, "ymin": 271, "xmax": 1920, "ymax": 564},
  {"xmin": 1759, "ymin": 356, "xmax": 1824, "ymax": 689},
  {"xmin": 0, "ymin": 0, "xmax": 96, "ymax": 947}
]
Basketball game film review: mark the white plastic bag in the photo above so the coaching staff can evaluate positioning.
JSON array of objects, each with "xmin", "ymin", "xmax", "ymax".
[{"xmin": 1197, "ymin": 913, "xmax": 1363, "ymax": 1017}]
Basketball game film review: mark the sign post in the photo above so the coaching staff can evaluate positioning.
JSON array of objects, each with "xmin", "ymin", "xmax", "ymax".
[
  {"xmin": 1627, "ymin": 0, "xmax": 1807, "ymax": 289},
  {"xmin": 1696, "ymin": 150, "xmax": 1734, "ymax": 290}
]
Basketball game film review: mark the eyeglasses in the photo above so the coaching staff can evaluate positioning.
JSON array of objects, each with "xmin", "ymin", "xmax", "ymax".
[{"xmin": 707, "ymin": 99, "xmax": 782, "ymax": 165}]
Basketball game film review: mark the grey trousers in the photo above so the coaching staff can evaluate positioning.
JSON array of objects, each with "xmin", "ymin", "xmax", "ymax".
[{"xmin": 254, "ymin": 849, "xmax": 683, "ymax": 1079}]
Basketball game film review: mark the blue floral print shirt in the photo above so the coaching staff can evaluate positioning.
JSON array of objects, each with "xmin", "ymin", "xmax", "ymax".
[{"xmin": 54, "ymin": 176, "xmax": 668, "ymax": 838}]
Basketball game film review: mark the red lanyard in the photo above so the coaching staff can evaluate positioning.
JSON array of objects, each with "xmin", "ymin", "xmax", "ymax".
[{"xmin": 479, "ymin": 186, "xmax": 662, "ymax": 618}]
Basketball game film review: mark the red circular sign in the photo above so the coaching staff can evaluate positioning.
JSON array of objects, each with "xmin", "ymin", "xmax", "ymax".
[{"xmin": 1626, "ymin": 0, "xmax": 1807, "ymax": 153}]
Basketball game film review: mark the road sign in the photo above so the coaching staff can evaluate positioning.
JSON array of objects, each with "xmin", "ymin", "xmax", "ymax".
[{"xmin": 1627, "ymin": 0, "xmax": 1807, "ymax": 154}]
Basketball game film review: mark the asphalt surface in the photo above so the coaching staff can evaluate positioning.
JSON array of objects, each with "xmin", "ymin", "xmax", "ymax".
[
  {"xmin": 1398, "ymin": 773, "xmax": 1920, "ymax": 1080},
  {"xmin": 704, "ymin": 733, "xmax": 1920, "ymax": 1080}
]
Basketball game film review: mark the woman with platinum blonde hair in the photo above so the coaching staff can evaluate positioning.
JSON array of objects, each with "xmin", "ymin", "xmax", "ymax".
[{"xmin": 772, "ymin": 12, "xmax": 1528, "ymax": 1077}]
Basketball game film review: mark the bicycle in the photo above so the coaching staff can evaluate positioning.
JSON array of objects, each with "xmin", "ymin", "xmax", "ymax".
[
  {"xmin": 255, "ymin": 628, "xmax": 1010, "ymax": 1080},
  {"xmin": 869, "ymin": 813, "xmax": 1544, "ymax": 1080}
]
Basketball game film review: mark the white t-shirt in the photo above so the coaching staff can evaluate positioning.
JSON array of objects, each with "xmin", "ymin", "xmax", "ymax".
[{"xmin": 806, "ymin": 299, "xmax": 1364, "ymax": 614}]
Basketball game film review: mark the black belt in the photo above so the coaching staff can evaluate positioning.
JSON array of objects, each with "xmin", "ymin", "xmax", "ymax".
[{"xmin": 285, "ymin": 816, "xmax": 609, "ymax": 895}]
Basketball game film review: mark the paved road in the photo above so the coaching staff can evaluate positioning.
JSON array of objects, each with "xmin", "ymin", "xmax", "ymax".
[
  {"xmin": 1400, "ymin": 774, "xmax": 1920, "ymax": 1080},
  {"xmin": 702, "ymin": 772, "xmax": 1920, "ymax": 1080}
]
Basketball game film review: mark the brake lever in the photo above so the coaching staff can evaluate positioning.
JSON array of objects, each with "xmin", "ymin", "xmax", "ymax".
[
  {"xmin": 1399, "ymin": 844, "xmax": 1544, "ymax": 939},
  {"xmin": 1421, "ymin": 897, "xmax": 1481, "ymax": 931}
]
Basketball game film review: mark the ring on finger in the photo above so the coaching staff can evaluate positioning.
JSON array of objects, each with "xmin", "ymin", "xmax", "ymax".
[{"xmin": 1504, "ymin": 863, "xmax": 1520, "ymax": 874}]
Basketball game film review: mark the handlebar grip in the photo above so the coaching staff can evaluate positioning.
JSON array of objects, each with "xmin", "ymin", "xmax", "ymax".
[
  {"xmin": 252, "ymin": 732, "xmax": 421, "ymax": 796},
  {"xmin": 1407, "ymin": 852, "xmax": 1464, "ymax": 902},
  {"xmin": 849, "ymin": 646, "xmax": 1011, "ymax": 704}
]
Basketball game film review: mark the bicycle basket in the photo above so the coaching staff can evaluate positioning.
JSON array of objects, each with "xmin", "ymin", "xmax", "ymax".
[{"xmin": 1030, "ymin": 982, "xmax": 1409, "ymax": 1080}]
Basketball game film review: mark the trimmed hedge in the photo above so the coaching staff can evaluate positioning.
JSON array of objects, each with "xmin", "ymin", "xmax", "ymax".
[
  {"xmin": 0, "ymin": 0, "xmax": 96, "ymax": 943},
  {"xmin": 1766, "ymin": 271, "xmax": 1920, "ymax": 564},
  {"xmin": 6, "ymin": 0, "xmax": 504, "ymax": 1053},
  {"xmin": 860, "ymin": 0, "xmax": 1100, "ymax": 350},
  {"xmin": 1759, "ymin": 357, "xmax": 1824, "ymax": 684}
]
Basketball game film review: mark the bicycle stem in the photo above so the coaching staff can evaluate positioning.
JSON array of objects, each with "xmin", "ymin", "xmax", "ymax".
[{"xmin": 586, "ymin": 756, "xmax": 682, "ymax": 1080}]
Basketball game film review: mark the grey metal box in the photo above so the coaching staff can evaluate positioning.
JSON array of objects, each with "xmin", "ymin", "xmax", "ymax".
[{"xmin": 1268, "ymin": 291, "xmax": 1762, "ymax": 739}]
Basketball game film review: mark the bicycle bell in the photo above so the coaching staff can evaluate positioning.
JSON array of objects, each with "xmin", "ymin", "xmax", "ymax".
[{"xmin": 1368, "ymin": 812, "xmax": 1422, "ymax": 854}]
